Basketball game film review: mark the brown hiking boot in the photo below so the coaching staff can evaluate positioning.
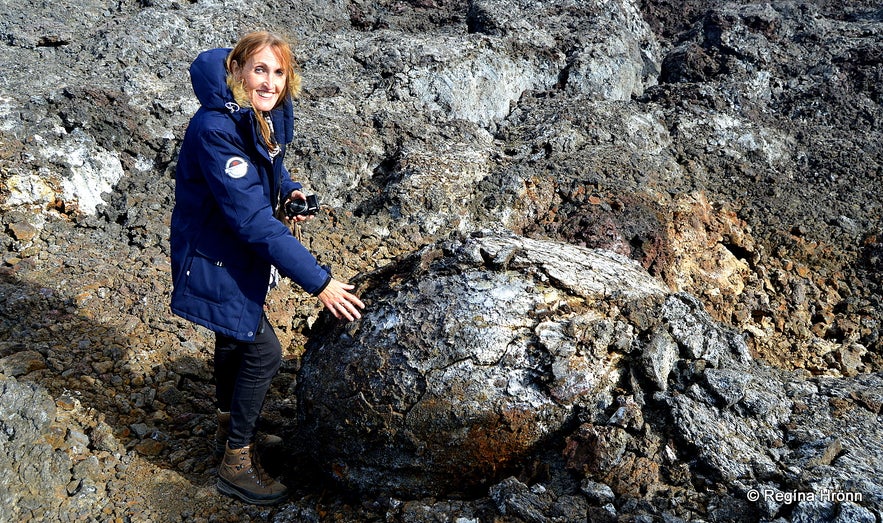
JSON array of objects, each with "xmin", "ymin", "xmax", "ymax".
[
  {"xmin": 215, "ymin": 410, "xmax": 283, "ymax": 458},
  {"xmin": 217, "ymin": 443, "xmax": 288, "ymax": 505}
]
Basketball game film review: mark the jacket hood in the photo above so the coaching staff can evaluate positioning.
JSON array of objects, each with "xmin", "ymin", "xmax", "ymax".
[{"xmin": 188, "ymin": 47, "xmax": 294, "ymax": 143}]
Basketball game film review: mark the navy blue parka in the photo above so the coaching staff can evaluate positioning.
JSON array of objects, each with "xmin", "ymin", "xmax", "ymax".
[{"xmin": 170, "ymin": 47, "xmax": 331, "ymax": 341}]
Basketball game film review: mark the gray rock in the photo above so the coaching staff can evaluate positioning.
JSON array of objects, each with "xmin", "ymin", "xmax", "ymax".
[
  {"xmin": 704, "ymin": 367, "xmax": 751, "ymax": 407},
  {"xmin": 489, "ymin": 477, "xmax": 553, "ymax": 523},
  {"xmin": 641, "ymin": 329, "xmax": 678, "ymax": 391},
  {"xmin": 648, "ymin": 295, "xmax": 795, "ymax": 484},
  {"xmin": 298, "ymin": 231, "xmax": 666, "ymax": 496},
  {"xmin": 607, "ymin": 395, "xmax": 644, "ymax": 430},
  {"xmin": 783, "ymin": 373, "xmax": 883, "ymax": 514},
  {"xmin": 580, "ymin": 479, "xmax": 616, "ymax": 505},
  {"xmin": 791, "ymin": 501, "xmax": 876, "ymax": 523},
  {"xmin": 662, "ymin": 293, "xmax": 747, "ymax": 368},
  {"xmin": 0, "ymin": 377, "xmax": 71, "ymax": 522},
  {"xmin": 0, "ymin": 349, "xmax": 47, "ymax": 377}
]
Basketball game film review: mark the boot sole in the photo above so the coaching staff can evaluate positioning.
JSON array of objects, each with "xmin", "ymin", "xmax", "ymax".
[{"xmin": 216, "ymin": 477, "xmax": 288, "ymax": 506}]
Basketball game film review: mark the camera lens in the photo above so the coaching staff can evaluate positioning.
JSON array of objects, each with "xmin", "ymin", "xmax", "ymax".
[{"xmin": 285, "ymin": 198, "xmax": 308, "ymax": 216}]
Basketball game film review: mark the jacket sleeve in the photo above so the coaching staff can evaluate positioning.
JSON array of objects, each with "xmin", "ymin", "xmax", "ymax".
[{"xmin": 195, "ymin": 128, "xmax": 331, "ymax": 295}]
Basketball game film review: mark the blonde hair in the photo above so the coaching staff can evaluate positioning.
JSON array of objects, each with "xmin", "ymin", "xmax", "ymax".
[{"xmin": 226, "ymin": 31, "xmax": 302, "ymax": 149}]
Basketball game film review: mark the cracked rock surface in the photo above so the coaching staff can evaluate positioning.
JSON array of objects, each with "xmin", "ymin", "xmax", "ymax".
[{"xmin": 298, "ymin": 232, "xmax": 666, "ymax": 496}]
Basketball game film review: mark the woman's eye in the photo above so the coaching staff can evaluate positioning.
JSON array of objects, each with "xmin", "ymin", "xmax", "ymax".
[{"xmin": 254, "ymin": 66, "xmax": 265, "ymax": 74}]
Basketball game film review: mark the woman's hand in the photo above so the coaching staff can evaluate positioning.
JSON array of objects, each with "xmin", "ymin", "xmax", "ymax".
[{"xmin": 318, "ymin": 278, "xmax": 365, "ymax": 321}]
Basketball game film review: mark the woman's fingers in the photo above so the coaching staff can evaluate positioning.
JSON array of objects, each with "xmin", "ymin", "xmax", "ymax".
[{"xmin": 319, "ymin": 279, "xmax": 365, "ymax": 321}]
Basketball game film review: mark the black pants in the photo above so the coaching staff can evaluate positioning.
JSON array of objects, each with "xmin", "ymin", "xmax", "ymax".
[{"xmin": 214, "ymin": 315, "xmax": 282, "ymax": 449}]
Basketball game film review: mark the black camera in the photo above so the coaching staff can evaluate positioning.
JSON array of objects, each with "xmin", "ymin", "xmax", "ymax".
[{"xmin": 284, "ymin": 194, "xmax": 320, "ymax": 218}]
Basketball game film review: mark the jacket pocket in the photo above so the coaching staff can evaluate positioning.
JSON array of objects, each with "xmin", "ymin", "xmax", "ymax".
[{"xmin": 181, "ymin": 252, "xmax": 241, "ymax": 305}]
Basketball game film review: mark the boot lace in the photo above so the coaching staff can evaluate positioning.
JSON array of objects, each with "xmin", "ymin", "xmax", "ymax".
[{"xmin": 241, "ymin": 446, "xmax": 275, "ymax": 487}]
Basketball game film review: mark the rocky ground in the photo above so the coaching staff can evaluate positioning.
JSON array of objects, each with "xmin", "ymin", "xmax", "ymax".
[{"xmin": 1, "ymin": 0, "xmax": 882, "ymax": 522}]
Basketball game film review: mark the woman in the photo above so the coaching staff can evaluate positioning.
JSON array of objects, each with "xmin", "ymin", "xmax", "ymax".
[{"xmin": 170, "ymin": 31, "xmax": 364, "ymax": 505}]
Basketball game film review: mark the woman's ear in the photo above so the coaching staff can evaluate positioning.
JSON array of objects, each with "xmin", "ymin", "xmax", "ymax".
[{"xmin": 229, "ymin": 60, "xmax": 241, "ymax": 79}]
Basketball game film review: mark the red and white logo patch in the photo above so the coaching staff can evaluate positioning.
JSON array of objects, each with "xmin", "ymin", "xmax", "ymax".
[{"xmin": 224, "ymin": 157, "xmax": 248, "ymax": 179}]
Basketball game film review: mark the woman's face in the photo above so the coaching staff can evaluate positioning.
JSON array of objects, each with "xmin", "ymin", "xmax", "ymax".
[{"xmin": 233, "ymin": 45, "xmax": 286, "ymax": 112}]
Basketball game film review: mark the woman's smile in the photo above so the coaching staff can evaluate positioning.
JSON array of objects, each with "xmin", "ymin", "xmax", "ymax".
[{"xmin": 234, "ymin": 45, "xmax": 286, "ymax": 112}]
